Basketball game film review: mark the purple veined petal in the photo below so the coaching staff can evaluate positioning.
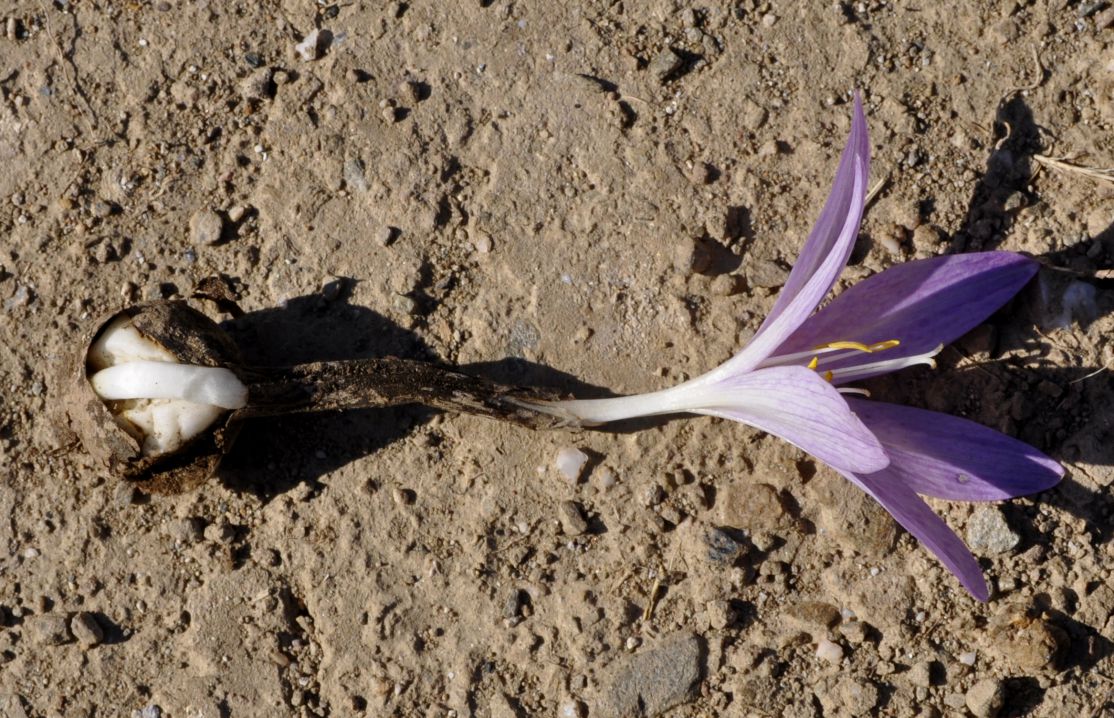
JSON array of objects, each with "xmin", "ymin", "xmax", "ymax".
[
  {"xmin": 690, "ymin": 365, "xmax": 889, "ymax": 475},
  {"xmin": 768, "ymin": 252, "xmax": 1039, "ymax": 382},
  {"xmin": 847, "ymin": 398, "xmax": 1064, "ymax": 501},
  {"xmin": 838, "ymin": 467, "xmax": 990, "ymax": 602},
  {"xmin": 698, "ymin": 93, "xmax": 871, "ymax": 383}
]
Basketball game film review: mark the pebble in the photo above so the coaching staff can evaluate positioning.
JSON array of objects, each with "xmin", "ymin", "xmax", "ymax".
[
  {"xmin": 838, "ymin": 620, "xmax": 868, "ymax": 645},
  {"xmin": 705, "ymin": 599, "xmax": 736, "ymax": 630},
  {"xmin": 709, "ymin": 274, "xmax": 740, "ymax": 296},
  {"xmin": 717, "ymin": 481, "xmax": 785, "ymax": 531},
  {"xmin": 597, "ymin": 631, "xmax": 703, "ymax": 718},
  {"xmin": 557, "ymin": 500, "xmax": 589, "ymax": 536},
  {"xmin": 673, "ymin": 237, "xmax": 712, "ymax": 275},
  {"xmin": 815, "ymin": 638, "xmax": 844, "ymax": 664},
  {"xmin": 745, "ymin": 258, "xmax": 790, "ymax": 289},
  {"xmin": 27, "ymin": 614, "xmax": 72, "ymax": 646},
  {"xmin": 965, "ymin": 678, "xmax": 1004, "ymax": 718},
  {"xmin": 838, "ymin": 679, "xmax": 878, "ymax": 716},
  {"xmin": 876, "ymin": 223, "xmax": 906, "ymax": 255},
  {"xmin": 471, "ymin": 231, "xmax": 493, "ymax": 254},
  {"xmin": 238, "ymin": 67, "xmax": 273, "ymax": 100},
  {"xmin": 189, "ymin": 208, "xmax": 224, "ymax": 246},
  {"xmin": 374, "ymin": 225, "xmax": 396, "ymax": 247},
  {"xmin": 907, "ymin": 660, "xmax": 933, "ymax": 687},
  {"xmin": 295, "ymin": 29, "xmax": 322, "ymax": 61},
  {"xmin": 392, "ymin": 487, "xmax": 416, "ymax": 505},
  {"xmin": 70, "ymin": 612, "xmax": 105, "ymax": 648},
  {"xmin": 554, "ymin": 447, "xmax": 588, "ymax": 482},
  {"xmin": 784, "ymin": 601, "xmax": 841, "ymax": 634},
  {"xmin": 343, "ymin": 158, "xmax": 368, "ymax": 192},
  {"xmin": 959, "ymin": 650, "xmax": 978, "ymax": 666},
  {"xmin": 687, "ymin": 161, "xmax": 716, "ymax": 185},
  {"xmin": 701, "ymin": 526, "xmax": 745, "ymax": 565},
  {"xmin": 990, "ymin": 616, "xmax": 1066, "ymax": 671},
  {"xmin": 114, "ymin": 481, "xmax": 139, "ymax": 507},
  {"xmin": 203, "ymin": 521, "xmax": 235, "ymax": 544},
  {"xmin": 399, "ymin": 79, "xmax": 423, "ymax": 103},
  {"xmin": 739, "ymin": 98, "xmax": 768, "ymax": 131},
  {"xmin": 227, "ymin": 205, "xmax": 247, "ymax": 223},
  {"xmin": 965, "ymin": 506, "xmax": 1020, "ymax": 555},
  {"xmin": 943, "ymin": 693, "xmax": 968, "ymax": 710},
  {"xmin": 166, "ymin": 517, "xmax": 206, "ymax": 543},
  {"xmin": 911, "ymin": 224, "xmax": 943, "ymax": 251},
  {"xmin": 649, "ymin": 48, "xmax": 684, "ymax": 82}
]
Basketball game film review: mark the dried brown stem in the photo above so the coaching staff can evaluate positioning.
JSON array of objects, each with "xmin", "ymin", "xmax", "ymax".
[{"xmin": 237, "ymin": 358, "xmax": 573, "ymax": 430}]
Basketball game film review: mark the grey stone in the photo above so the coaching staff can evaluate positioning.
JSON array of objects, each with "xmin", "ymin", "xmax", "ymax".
[
  {"xmin": 839, "ymin": 679, "xmax": 879, "ymax": 716},
  {"xmin": 597, "ymin": 631, "xmax": 703, "ymax": 717},
  {"xmin": 70, "ymin": 611, "xmax": 104, "ymax": 648},
  {"xmin": 965, "ymin": 678, "xmax": 1004, "ymax": 718},
  {"xmin": 27, "ymin": 614, "xmax": 72, "ymax": 646},
  {"xmin": 966, "ymin": 507, "xmax": 1020, "ymax": 555},
  {"xmin": 558, "ymin": 500, "xmax": 589, "ymax": 536},
  {"xmin": 701, "ymin": 526, "xmax": 745, "ymax": 566},
  {"xmin": 189, "ymin": 208, "xmax": 224, "ymax": 246},
  {"xmin": 343, "ymin": 158, "xmax": 368, "ymax": 192},
  {"xmin": 649, "ymin": 48, "xmax": 684, "ymax": 82},
  {"xmin": 745, "ymin": 259, "xmax": 791, "ymax": 289}
]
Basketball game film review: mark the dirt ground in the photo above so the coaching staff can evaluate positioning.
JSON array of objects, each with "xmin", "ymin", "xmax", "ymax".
[{"xmin": 2, "ymin": 1, "xmax": 1114, "ymax": 716}]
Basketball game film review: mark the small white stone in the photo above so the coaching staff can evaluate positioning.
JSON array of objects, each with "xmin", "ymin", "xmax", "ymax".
[
  {"xmin": 959, "ymin": 650, "xmax": 978, "ymax": 666},
  {"xmin": 816, "ymin": 638, "xmax": 844, "ymax": 664},
  {"xmin": 554, "ymin": 447, "xmax": 588, "ymax": 482},
  {"xmin": 593, "ymin": 466, "xmax": 617, "ymax": 491},
  {"xmin": 295, "ymin": 29, "xmax": 321, "ymax": 61}
]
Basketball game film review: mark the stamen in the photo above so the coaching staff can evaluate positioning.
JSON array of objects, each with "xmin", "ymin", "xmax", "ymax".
[
  {"xmin": 807, "ymin": 356, "xmax": 819, "ymax": 370},
  {"xmin": 823, "ymin": 370, "xmax": 834, "ymax": 382},
  {"xmin": 817, "ymin": 340, "xmax": 876, "ymax": 353},
  {"xmin": 759, "ymin": 337, "xmax": 902, "ymax": 369},
  {"xmin": 826, "ymin": 343, "xmax": 944, "ymax": 383}
]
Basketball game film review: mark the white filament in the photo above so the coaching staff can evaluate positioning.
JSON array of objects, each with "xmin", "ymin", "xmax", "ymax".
[{"xmin": 825, "ymin": 344, "xmax": 943, "ymax": 384}]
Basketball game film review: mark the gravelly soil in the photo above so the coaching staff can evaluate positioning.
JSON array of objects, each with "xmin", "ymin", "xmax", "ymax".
[{"xmin": 1, "ymin": 1, "xmax": 1113, "ymax": 716}]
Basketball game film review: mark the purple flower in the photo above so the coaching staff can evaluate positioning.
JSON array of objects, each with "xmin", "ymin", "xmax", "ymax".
[{"xmin": 526, "ymin": 94, "xmax": 1063, "ymax": 600}]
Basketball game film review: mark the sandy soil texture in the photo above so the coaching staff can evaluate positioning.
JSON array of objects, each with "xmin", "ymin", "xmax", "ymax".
[{"xmin": 2, "ymin": 1, "xmax": 1114, "ymax": 716}]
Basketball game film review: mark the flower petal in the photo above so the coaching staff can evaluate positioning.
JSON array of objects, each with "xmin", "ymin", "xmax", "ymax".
[
  {"xmin": 839, "ymin": 468, "xmax": 989, "ymax": 601},
  {"xmin": 701, "ymin": 93, "xmax": 870, "ymax": 381},
  {"xmin": 769, "ymin": 252, "xmax": 1038, "ymax": 382},
  {"xmin": 847, "ymin": 398, "xmax": 1063, "ymax": 501},
  {"xmin": 691, "ymin": 366, "xmax": 889, "ymax": 475}
]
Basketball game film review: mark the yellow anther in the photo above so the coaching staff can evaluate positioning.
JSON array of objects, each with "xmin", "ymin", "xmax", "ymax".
[
  {"xmin": 823, "ymin": 370, "xmax": 834, "ymax": 382},
  {"xmin": 818, "ymin": 340, "xmax": 877, "ymax": 353},
  {"xmin": 814, "ymin": 339, "xmax": 901, "ymax": 354},
  {"xmin": 807, "ymin": 356, "xmax": 819, "ymax": 370}
]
